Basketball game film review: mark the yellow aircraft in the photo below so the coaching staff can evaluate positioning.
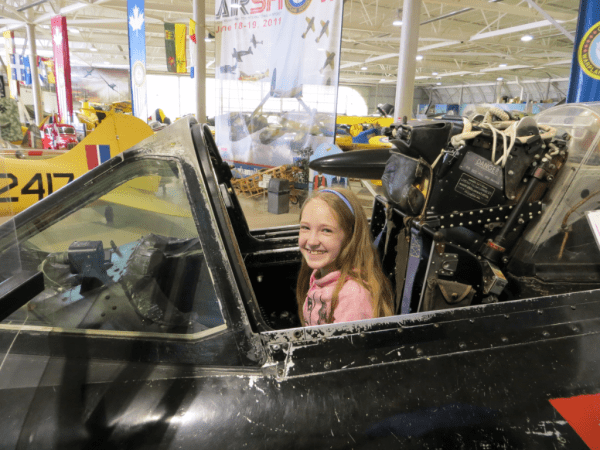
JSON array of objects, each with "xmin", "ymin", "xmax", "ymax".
[
  {"xmin": 335, "ymin": 115, "xmax": 394, "ymax": 151},
  {"xmin": 76, "ymin": 101, "xmax": 133, "ymax": 132},
  {"xmin": 0, "ymin": 113, "xmax": 154, "ymax": 217}
]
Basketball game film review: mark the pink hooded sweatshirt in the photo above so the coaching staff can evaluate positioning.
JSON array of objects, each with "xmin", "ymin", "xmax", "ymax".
[{"xmin": 303, "ymin": 270, "xmax": 374, "ymax": 326}]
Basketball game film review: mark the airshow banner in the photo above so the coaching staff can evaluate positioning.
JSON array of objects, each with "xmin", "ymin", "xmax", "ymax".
[
  {"xmin": 127, "ymin": 0, "xmax": 148, "ymax": 120},
  {"xmin": 214, "ymin": 0, "xmax": 343, "ymax": 175},
  {"xmin": 51, "ymin": 16, "xmax": 74, "ymax": 123}
]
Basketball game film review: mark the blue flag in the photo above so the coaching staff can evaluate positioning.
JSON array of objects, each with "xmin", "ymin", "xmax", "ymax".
[
  {"xmin": 23, "ymin": 56, "xmax": 32, "ymax": 85},
  {"xmin": 127, "ymin": 0, "xmax": 148, "ymax": 120},
  {"xmin": 10, "ymin": 54, "xmax": 25, "ymax": 82}
]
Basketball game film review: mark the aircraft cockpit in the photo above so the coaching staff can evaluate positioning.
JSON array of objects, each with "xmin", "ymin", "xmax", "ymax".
[{"xmin": 1, "ymin": 104, "xmax": 600, "ymax": 339}]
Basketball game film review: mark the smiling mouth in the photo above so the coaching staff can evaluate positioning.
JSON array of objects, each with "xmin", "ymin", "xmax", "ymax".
[{"xmin": 305, "ymin": 249, "xmax": 326, "ymax": 255}]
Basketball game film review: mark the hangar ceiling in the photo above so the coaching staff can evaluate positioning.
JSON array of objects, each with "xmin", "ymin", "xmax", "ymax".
[{"xmin": 0, "ymin": 0, "xmax": 580, "ymax": 91}]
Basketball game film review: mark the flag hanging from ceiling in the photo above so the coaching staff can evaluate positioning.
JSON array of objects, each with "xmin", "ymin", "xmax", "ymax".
[
  {"xmin": 22, "ymin": 56, "xmax": 32, "ymax": 85},
  {"xmin": 3, "ymin": 31, "xmax": 18, "ymax": 98},
  {"xmin": 10, "ymin": 54, "xmax": 25, "ymax": 83},
  {"xmin": 51, "ymin": 15, "xmax": 74, "ymax": 123},
  {"xmin": 164, "ymin": 23, "xmax": 176, "ymax": 73},
  {"xmin": 214, "ymin": 0, "xmax": 344, "ymax": 173},
  {"xmin": 127, "ymin": 0, "xmax": 148, "ymax": 120},
  {"xmin": 37, "ymin": 56, "xmax": 56, "ymax": 85},
  {"xmin": 175, "ymin": 23, "xmax": 187, "ymax": 73},
  {"xmin": 10, "ymin": 54, "xmax": 32, "ymax": 85},
  {"xmin": 189, "ymin": 19, "xmax": 196, "ymax": 78}
]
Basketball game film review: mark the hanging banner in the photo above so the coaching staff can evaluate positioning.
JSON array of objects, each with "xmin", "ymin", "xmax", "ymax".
[
  {"xmin": 3, "ymin": 31, "xmax": 18, "ymax": 99},
  {"xmin": 175, "ymin": 23, "xmax": 187, "ymax": 74},
  {"xmin": 568, "ymin": 0, "xmax": 600, "ymax": 102},
  {"xmin": 164, "ymin": 23, "xmax": 177, "ymax": 73},
  {"xmin": 127, "ymin": 0, "xmax": 148, "ymax": 120},
  {"xmin": 189, "ymin": 19, "xmax": 197, "ymax": 78},
  {"xmin": 37, "ymin": 56, "xmax": 56, "ymax": 85},
  {"xmin": 214, "ymin": 0, "xmax": 343, "ymax": 175},
  {"xmin": 51, "ymin": 16, "xmax": 74, "ymax": 123},
  {"xmin": 10, "ymin": 54, "xmax": 26, "ymax": 83}
]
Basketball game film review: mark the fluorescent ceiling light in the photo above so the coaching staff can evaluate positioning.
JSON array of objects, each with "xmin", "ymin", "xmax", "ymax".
[
  {"xmin": 361, "ymin": 66, "xmax": 367, "ymax": 70},
  {"xmin": 499, "ymin": 63, "xmax": 507, "ymax": 67},
  {"xmin": 432, "ymin": 72, "xmax": 438, "ymax": 75},
  {"xmin": 90, "ymin": 47, "xmax": 98, "ymax": 52},
  {"xmin": 497, "ymin": 77, "xmax": 504, "ymax": 81},
  {"xmin": 393, "ymin": 20, "xmax": 402, "ymax": 26},
  {"xmin": 416, "ymin": 55, "xmax": 423, "ymax": 61},
  {"xmin": 521, "ymin": 35, "xmax": 533, "ymax": 41},
  {"xmin": 380, "ymin": 78, "xmax": 386, "ymax": 83},
  {"xmin": 436, "ymin": 82, "xmax": 442, "ymax": 85}
]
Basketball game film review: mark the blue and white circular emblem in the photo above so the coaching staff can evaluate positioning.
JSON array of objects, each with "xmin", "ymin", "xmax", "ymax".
[{"xmin": 285, "ymin": 0, "xmax": 311, "ymax": 14}]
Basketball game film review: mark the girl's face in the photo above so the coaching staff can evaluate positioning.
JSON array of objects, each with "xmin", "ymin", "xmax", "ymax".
[{"xmin": 299, "ymin": 198, "xmax": 346, "ymax": 276}]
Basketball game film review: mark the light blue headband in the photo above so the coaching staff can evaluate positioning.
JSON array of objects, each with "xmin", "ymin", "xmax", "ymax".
[{"xmin": 320, "ymin": 189, "xmax": 354, "ymax": 216}]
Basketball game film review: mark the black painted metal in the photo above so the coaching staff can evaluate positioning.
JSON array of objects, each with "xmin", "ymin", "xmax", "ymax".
[{"xmin": 0, "ymin": 119, "xmax": 599, "ymax": 449}]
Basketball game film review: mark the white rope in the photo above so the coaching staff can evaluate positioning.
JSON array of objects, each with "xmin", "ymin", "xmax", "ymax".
[{"xmin": 445, "ymin": 108, "xmax": 558, "ymax": 168}]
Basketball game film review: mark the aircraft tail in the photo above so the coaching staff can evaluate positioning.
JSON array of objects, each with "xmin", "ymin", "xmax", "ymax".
[
  {"xmin": 0, "ymin": 114, "xmax": 154, "ymax": 216},
  {"xmin": 248, "ymin": 46, "xmax": 253, "ymax": 54}
]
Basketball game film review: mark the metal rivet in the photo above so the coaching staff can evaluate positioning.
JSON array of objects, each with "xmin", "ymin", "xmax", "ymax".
[
  {"xmin": 570, "ymin": 305, "xmax": 576, "ymax": 310},
  {"xmin": 572, "ymin": 326, "xmax": 578, "ymax": 332},
  {"xmin": 272, "ymin": 344, "xmax": 281, "ymax": 351},
  {"xmin": 459, "ymin": 342, "xmax": 466, "ymax": 349},
  {"xmin": 501, "ymin": 336, "xmax": 508, "ymax": 343},
  {"xmin": 434, "ymin": 323, "xmax": 440, "ymax": 328},
  {"xmin": 542, "ymin": 331, "xmax": 550, "ymax": 337},
  {"xmin": 278, "ymin": 369, "xmax": 284, "ymax": 376},
  {"xmin": 294, "ymin": 330, "xmax": 302, "ymax": 338},
  {"xmin": 469, "ymin": 319, "xmax": 474, "ymax": 323},
  {"xmin": 324, "ymin": 362, "xmax": 331, "ymax": 369},
  {"xmin": 397, "ymin": 328, "xmax": 403, "ymax": 333},
  {"xmin": 360, "ymin": 333, "xmax": 366, "ymax": 338},
  {"xmin": 537, "ymin": 310, "xmax": 543, "ymax": 315},
  {"xmin": 504, "ymin": 314, "xmax": 509, "ymax": 319},
  {"xmin": 369, "ymin": 355, "xmax": 377, "ymax": 363},
  {"xmin": 416, "ymin": 348, "xmax": 423, "ymax": 356}
]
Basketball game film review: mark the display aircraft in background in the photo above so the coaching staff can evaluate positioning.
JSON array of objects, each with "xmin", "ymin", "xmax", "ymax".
[
  {"xmin": 232, "ymin": 47, "xmax": 253, "ymax": 63},
  {"xmin": 320, "ymin": 51, "xmax": 335, "ymax": 73},
  {"xmin": 302, "ymin": 16, "xmax": 315, "ymax": 38},
  {"xmin": 316, "ymin": 20, "xmax": 329, "ymax": 43},
  {"xmin": 250, "ymin": 34, "xmax": 263, "ymax": 48},
  {"xmin": 239, "ymin": 69, "xmax": 269, "ymax": 82},
  {"xmin": 0, "ymin": 114, "xmax": 154, "ymax": 216},
  {"xmin": 219, "ymin": 63, "xmax": 237, "ymax": 74}
]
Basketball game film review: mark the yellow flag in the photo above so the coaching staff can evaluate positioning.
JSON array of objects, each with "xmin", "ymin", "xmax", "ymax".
[
  {"xmin": 175, "ymin": 23, "xmax": 187, "ymax": 74},
  {"xmin": 3, "ymin": 31, "xmax": 15, "ymax": 98}
]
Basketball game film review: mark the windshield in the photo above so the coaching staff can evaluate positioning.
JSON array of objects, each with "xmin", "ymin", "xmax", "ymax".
[
  {"xmin": 512, "ymin": 103, "xmax": 600, "ymax": 278},
  {"xmin": 0, "ymin": 158, "xmax": 225, "ymax": 337},
  {"xmin": 58, "ymin": 126, "xmax": 75, "ymax": 135}
]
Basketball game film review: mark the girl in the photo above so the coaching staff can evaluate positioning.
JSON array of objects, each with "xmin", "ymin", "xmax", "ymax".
[{"xmin": 296, "ymin": 187, "xmax": 394, "ymax": 325}]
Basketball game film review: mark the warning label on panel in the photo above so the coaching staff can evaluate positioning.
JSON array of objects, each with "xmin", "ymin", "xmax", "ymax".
[
  {"xmin": 455, "ymin": 173, "xmax": 495, "ymax": 205},
  {"xmin": 459, "ymin": 151, "xmax": 504, "ymax": 189}
]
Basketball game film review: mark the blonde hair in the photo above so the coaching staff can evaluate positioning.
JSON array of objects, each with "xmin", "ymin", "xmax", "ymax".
[{"xmin": 296, "ymin": 187, "xmax": 394, "ymax": 324}]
